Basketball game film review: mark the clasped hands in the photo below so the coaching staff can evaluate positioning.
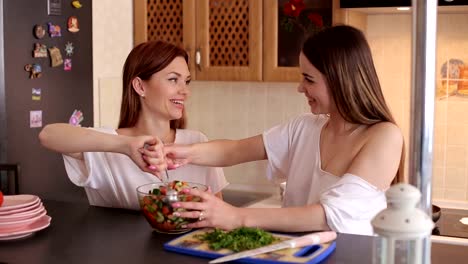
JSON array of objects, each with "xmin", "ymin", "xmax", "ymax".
[{"xmin": 126, "ymin": 135, "xmax": 188, "ymax": 179}]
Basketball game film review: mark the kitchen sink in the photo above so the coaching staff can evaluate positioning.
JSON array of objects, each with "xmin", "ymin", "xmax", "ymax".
[{"xmin": 222, "ymin": 189, "xmax": 272, "ymax": 207}]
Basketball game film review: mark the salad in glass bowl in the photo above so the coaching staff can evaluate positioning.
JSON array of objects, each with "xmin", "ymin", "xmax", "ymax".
[{"xmin": 136, "ymin": 181, "xmax": 206, "ymax": 234}]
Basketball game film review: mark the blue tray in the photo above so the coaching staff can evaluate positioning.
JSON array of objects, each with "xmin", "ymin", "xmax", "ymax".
[{"xmin": 164, "ymin": 228, "xmax": 336, "ymax": 264}]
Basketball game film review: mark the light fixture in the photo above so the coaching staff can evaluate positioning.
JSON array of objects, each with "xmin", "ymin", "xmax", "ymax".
[{"xmin": 397, "ymin": 7, "xmax": 411, "ymax": 11}]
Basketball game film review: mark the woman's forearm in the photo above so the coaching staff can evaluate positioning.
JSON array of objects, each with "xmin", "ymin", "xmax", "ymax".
[
  {"xmin": 237, "ymin": 204, "xmax": 330, "ymax": 232},
  {"xmin": 39, "ymin": 124, "xmax": 129, "ymax": 155},
  {"xmin": 190, "ymin": 135, "xmax": 267, "ymax": 167}
]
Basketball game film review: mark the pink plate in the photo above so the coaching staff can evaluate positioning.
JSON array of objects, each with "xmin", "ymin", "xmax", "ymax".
[
  {"xmin": 0, "ymin": 215, "xmax": 51, "ymax": 241},
  {"xmin": 0, "ymin": 205, "xmax": 46, "ymax": 223},
  {"xmin": 0, "ymin": 209, "xmax": 46, "ymax": 230},
  {"xmin": 0, "ymin": 195, "xmax": 40, "ymax": 212},
  {"xmin": 0, "ymin": 200, "xmax": 41, "ymax": 216}
]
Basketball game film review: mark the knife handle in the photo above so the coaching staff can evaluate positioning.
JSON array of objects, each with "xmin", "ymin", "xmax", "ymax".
[{"xmin": 289, "ymin": 231, "xmax": 337, "ymax": 248}]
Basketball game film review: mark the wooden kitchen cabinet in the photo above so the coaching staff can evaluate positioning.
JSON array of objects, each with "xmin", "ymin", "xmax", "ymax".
[
  {"xmin": 134, "ymin": 0, "xmax": 354, "ymax": 82},
  {"xmin": 134, "ymin": 0, "xmax": 262, "ymax": 81}
]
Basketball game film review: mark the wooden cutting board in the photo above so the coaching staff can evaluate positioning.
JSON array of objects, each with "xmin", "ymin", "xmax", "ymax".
[{"xmin": 164, "ymin": 228, "xmax": 336, "ymax": 264}]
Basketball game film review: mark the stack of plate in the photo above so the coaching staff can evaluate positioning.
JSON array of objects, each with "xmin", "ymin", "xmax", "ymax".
[{"xmin": 0, "ymin": 194, "xmax": 51, "ymax": 241}]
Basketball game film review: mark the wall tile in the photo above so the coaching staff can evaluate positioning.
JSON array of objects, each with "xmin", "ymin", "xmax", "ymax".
[
  {"xmin": 434, "ymin": 125, "xmax": 447, "ymax": 147},
  {"xmin": 433, "ymin": 188, "xmax": 444, "ymax": 200},
  {"xmin": 446, "ymin": 145, "xmax": 466, "ymax": 168},
  {"xmin": 435, "ymin": 100, "xmax": 448, "ymax": 125},
  {"xmin": 228, "ymin": 82, "xmax": 250, "ymax": 139},
  {"xmin": 265, "ymin": 84, "xmax": 287, "ymax": 128},
  {"xmin": 247, "ymin": 84, "xmax": 268, "ymax": 136},
  {"xmin": 445, "ymin": 167, "xmax": 466, "ymax": 189},
  {"xmin": 447, "ymin": 102, "xmax": 468, "ymax": 125},
  {"xmin": 446, "ymin": 125, "xmax": 468, "ymax": 145},
  {"xmin": 445, "ymin": 188, "xmax": 466, "ymax": 200},
  {"xmin": 433, "ymin": 166, "xmax": 445, "ymax": 188},
  {"xmin": 433, "ymin": 144, "xmax": 446, "ymax": 168}
]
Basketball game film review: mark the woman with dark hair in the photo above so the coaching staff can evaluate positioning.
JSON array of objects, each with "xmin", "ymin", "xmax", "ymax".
[
  {"xmin": 160, "ymin": 25, "xmax": 404, "ymax": 235},
  {"xmin": 39, "ymin": 41, "xmax": 228, "ymax": 210}
]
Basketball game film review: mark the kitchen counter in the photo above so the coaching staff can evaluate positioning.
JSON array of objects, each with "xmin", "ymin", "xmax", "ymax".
[
  {"xmin": 222, "ymin": 189, "xmax": 273, "ymax": 207},
  {"xmin": 1, "ymin": 200, "xmax": 468, "ymax": 264}
]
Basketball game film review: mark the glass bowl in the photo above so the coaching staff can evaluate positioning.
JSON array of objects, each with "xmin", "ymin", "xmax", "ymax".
[{"xmin": 136, "ymin": 181, "xmax": 207, "ymax": 234}]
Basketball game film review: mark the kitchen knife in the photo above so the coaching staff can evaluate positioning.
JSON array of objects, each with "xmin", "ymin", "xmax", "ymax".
[{"xmin": 208, "ymin": 231, "xmax": 337, "ymax": 264}]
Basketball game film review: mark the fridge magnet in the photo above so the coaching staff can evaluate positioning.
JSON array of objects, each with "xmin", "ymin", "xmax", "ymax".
[
  {"xmin": 65, "ymin": 42, "xmax": 74, "ymax": 56},
  {"xmin": 47, "ymin": 0, "xmax": 62, "ymax": 16},
  {"xmin": 67, "ymin": 16, "xmax": 80, "ymax": 33},
  {"xmin": 69, "ymin": 109, "xmax": 83, "ymax": 126},
  {"xmin": 32, "ymin": 88, "xmax": 41, "ymax": 101},
  {"xmin": 48, "ymin": 47, "xmax": 63, "ymax": 67},
  {"xmin": 33, "ymin": 25, "xmax": 46, "ymax": 39},
  {"xmin": 24, "ymin": 63, "xmax": 42, "ymax": 79},
  {"xmin": 64, "ymin": 58, "xmax": 72, "ymax": 71},
  {"xmin": 72, "ymin": 0, "xmax": 82, "ymax": 8},
  {"xmin": 47, "ymin": 22, "xmax": 61, "ymax": 37},
  {"xmin": 30, "ymin": 110, "xmax": 43, "ymax": 128},
  {"xmin": 33, "ymin": 43, "xmax": 48, "ymax": 58}
]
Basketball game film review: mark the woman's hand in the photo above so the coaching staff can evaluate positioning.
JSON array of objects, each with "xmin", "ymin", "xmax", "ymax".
[
  {"xmin": 171, "ymin": 188, "xmax": 243, "ymax": 230},
  {"xmin": 126, "ymin": 135, "xmax": 166, "ymax": 179},
  {"xmin": 164, "ymin": 143, "xmax": 192, "ymax": 170}
]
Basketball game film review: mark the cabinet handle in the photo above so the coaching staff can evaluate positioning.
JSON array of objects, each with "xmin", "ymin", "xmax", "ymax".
[{"xmin": 195, "ymin": 48, "xmax": 202, "ymax": 71}]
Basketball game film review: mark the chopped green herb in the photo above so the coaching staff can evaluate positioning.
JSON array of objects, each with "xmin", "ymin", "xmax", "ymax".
[{"xmin": 196, "ymin": 227, "xmax": 278, "ymax": 252}]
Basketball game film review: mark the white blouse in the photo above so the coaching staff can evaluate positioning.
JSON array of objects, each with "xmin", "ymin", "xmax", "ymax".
[{"xmin": 263, "ymin": 113, "xmax": 386, "ymax": 235}]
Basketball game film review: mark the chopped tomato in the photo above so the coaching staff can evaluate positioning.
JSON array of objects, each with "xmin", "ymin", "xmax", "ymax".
[
  {"xmin": 142, "ymin": 210, "xmax": 157, "ymax": 225},
  {"xmin": 142, "ymin": 196, "xmax": 152, "ymax": 205},
  {"xmin": 161, "ymin": 206, "xmax": 171, "ymax": 216},
  {"xmin": 160, "ymin": 221, "xmax": 176, "ymax": 231}
]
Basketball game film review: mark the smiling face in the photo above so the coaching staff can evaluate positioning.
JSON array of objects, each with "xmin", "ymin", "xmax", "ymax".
[
  {"xmin": 297, "ymin": 52, "xmax": 333, "ymax": 115},
  {"xmin": 138, "ymin": 56, "xmax": 191, "ymax": 121}
]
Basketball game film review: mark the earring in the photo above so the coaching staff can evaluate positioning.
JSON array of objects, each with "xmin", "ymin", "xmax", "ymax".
[{"xmin": 141, "ymin": 94, "xmax": 145, "ymax": 98}]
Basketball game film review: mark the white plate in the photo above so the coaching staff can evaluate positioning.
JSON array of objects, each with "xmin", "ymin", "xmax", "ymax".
[
  {"xmin": 0, "ymin": 195, "xmax": 40, "ymax": 211},
  {"xmin": 0, "ymin": 209, "xmax": 46, "ymax": 230},
  {"xmin": 0, "ymin": 215, "xmax": 51, "ymax": 240},
  {"xmin": 0, "ymin": 205, "xmax": 45, "ymax": 222},
  {"xmin": 0, "ymin": 200, "xmax": 41, "ymax": 216}
]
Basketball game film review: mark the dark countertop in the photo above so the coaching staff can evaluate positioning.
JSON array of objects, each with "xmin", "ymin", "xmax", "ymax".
[
  {"xmin": 222, "ymin": 189, "xmax": 272, "ymax": 207},
  {"xmin": 0, "ymin": 200, "xmax": 467, "ymax": 264},
  {"xmin": 434, "ymin": 207, "xmax": 468, "ymax": 238}
]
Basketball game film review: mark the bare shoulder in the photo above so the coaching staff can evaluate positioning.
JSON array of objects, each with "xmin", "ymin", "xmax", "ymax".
[
  {"xmin": 347, "ymin": 122, "xmax": 403, "ymax": 189},
  {"xmin": 366, "ymin": 122, "xmax": 403, "ymax": 145}
]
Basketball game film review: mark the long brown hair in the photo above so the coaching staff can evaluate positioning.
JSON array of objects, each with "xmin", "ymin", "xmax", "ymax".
[
  {"xmin": 302, "ymin": 25, "xmax": 405, "ymax": 183},
  {"xmin": 118, "ymin": 40, "xmax": 189, "ymax": 129}
]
